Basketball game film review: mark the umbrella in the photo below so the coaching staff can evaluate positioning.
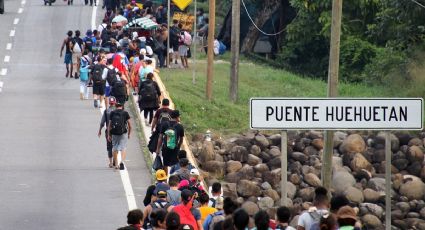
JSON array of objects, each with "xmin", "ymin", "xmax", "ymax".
[
  {"xmin": 124, "ymin": 17, "xmax": 158, "ymax": 30},
  {"xmin": 112, "ymin": 15, "xmax": 128, "ymax": 23}
]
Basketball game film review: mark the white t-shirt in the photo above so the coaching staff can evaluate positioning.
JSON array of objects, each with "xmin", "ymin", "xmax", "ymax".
[
  {"xmin": 297, "ymin": 208, "xmax": 328, "ymax": 230},
  {"xmin": 98, "ymin": 23, "xmax": 107, "ymax": 36}
]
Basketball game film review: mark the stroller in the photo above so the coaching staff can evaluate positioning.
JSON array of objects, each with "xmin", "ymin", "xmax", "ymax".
[{"xmin": 44, "ymin": 0, "xmax": 56, "ymax": 5}]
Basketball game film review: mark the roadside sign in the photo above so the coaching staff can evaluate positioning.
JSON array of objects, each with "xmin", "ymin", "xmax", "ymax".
[
  {"xmin": 172, "ymin": 0, "xmax": 192, "ymax": 11},
  {"xmin": 250, "ymin": 98, "xmax": 423, "ymax": 130},
  {"xmin": 173, "ymin": 12, "xmax": 195, "ymax": 32}
]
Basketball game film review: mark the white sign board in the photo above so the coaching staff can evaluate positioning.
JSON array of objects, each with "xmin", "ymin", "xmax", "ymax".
[{"xmin": 250, "ymin": 98, "xmax": 423, "ymax": 130}]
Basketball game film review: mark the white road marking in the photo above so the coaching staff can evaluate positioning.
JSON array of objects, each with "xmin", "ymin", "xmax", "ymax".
[
  {"xmin": 6, "ymin": 43, "xmax": 12, "ymax": 50},
  {"xmin": 9, "ymin": 30, "xmax": 15, "ymax": 37},
  {"xmin": 0, "ymin": 81, "xmax": 4, "ymax": 92},
  {"xmin": 21, "ymin": 0, "xmax": 26, "ymax": 4},
  {"xmin": 13, "ymin": 18, "xmax": 20, "ymax": 25},
  {"xmin": 4, "ymin": 56, "xmax": 10, "ymax": 63},
  {"xmin": 0, "ymin": 68, "xmax": 7, "ymax": 76},
  {"xmin": 18, "ymin": 8, "xmax": 23, "ymax": 14},
  {"xmin": 91, "ymin": 4, "xmax": 97, "ymax": 30}
]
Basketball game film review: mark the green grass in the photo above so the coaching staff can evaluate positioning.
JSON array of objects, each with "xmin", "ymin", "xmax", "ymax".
[{"xmin": 160, "ymin": 61, "xmax": 399, "ymax": 137}]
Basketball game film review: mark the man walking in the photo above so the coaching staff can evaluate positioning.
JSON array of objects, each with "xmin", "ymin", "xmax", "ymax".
[
  {"xmin": 98, "ymin": 96, "xmax": 117, "ymax": 168},
  {"xmin": 107, "ymin": 101, "xmax": 131, "ymax": 170},
  {"xmin": 71, "ymin": 30, "xmax": 84, "ymax": 79},
  {"xmin": 60, "ymin": 30, "xmax": 74, "ymax": 78},
  {"xmin": 155, "ymin": 110, "xmax": 184, "ymax": 173},
  {"xmin": 92, "ymin": 56, "xmax": 106, "ymax": 108}
]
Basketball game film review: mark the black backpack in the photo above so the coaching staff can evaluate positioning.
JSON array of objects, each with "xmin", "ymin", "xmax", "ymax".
[
  {"xmin": 158, "ymin": 110, "xmax": 171, "ymax": 125},
  {"xmin": 143, "ymin": 200, "xmax": 171, "ymax": 229},
  {"xmin": 92, "ymin": 64, "xmax": 104, "ymax": 83},
  {"xmin": 139, "ymin": 81, "xmax": 157, "ymax": 101},
  {"xmin": 106, "ymin": 68, "xmax": 118, "ymax": 86},
  {"xmin": 110, "ymin": 110, "xmax": 127, "ymax": 135},
  {"xmin": 84, "ymin": 37, "xmax": 93, "ymax": 52},
  {"xmin": 112, "ymin": 80, "xmax": 127, "ymax": 97}
]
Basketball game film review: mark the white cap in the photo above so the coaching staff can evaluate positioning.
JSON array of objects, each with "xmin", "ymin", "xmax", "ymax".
[
  {"xmin": 140, "ymin": 48, "xmax": 147, "ymax": 55},
  {"xmin": 146, "ymin": 46, "xmax": 153, "ymax": 56},
  {"xmin": 190, "ymin": 168, "xmax": 200, "ymax": 176},
  {"xmin": 132, "ymin": 31, "xmax": 138, "ymax": 39}
]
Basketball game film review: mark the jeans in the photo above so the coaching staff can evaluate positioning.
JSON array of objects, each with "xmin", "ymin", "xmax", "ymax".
[
  {"xmin": 80, "ymin": 80, "xmax": 88, "ymax": 99},
  {"xmin": 157, "ymin": 51, "xmax": 165, "ymax": 68}
]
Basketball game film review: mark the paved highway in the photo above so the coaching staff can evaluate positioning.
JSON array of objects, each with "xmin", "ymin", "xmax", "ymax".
[{"xmin": 0, "ymin": 0, "xmax": 151, "ymax": 228}]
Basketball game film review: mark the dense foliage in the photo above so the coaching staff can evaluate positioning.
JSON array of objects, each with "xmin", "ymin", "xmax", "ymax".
[{"xmin": 280, "ymin": 0, "xmax": 425, "ymax": 84}]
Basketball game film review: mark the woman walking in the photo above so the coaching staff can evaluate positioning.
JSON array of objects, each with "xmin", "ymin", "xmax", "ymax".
[{"xmin": 138, "ymin": 73, "xmax": 161, "ymax": 126}]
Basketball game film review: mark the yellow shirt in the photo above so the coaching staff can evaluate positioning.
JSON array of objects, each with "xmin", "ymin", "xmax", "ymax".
[{"xmin": 199, "ymin": 206, "xmax": 218, "ymax": 224}]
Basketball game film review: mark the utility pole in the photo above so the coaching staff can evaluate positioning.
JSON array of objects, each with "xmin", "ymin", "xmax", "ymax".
[
  {"xmin": 229, "ymin": 0, "xmax": 240, "ymax": 103},
  {"xmin": 322, "ymin": 0, "xmax": 342, "ymax": 191},
  {"xmin": 192, "ymin": 0, "xmax": 197, "ymax": 84},
  {"xmin": 167, "ymin": 0, "xmax": 171, "ymax": 68},
  {"xmin": 206, "ymin": 0, "xmax": 216, "ymax": 101}
]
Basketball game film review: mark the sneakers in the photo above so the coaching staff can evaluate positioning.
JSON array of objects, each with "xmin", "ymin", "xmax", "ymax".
[{"xmin": 119, "ymin": 162, "xmax": 125, "ymax": 170}]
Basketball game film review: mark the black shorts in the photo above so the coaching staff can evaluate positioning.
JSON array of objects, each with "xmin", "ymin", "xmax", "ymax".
[
  {"xmin": 172, "ymin": 42, "xmax": 179, "ymax": 52},
  {"xmin": 93, "ymin": 83, "xmax": 105, "ymax": 95}
]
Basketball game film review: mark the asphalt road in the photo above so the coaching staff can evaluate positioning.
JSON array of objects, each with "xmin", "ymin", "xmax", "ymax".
[{"xmin": 0, "ymin": 0, "xmax": 152, "ymax": 229}]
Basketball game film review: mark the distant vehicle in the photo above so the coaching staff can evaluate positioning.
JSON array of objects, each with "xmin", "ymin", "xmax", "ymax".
[
  {"xmin": 0, "ymin": 0, "xmax": 4, "ymax": 14},
  {"xmin": 44, "ymin": 0, "xmax": 55, "ymax": 6}
]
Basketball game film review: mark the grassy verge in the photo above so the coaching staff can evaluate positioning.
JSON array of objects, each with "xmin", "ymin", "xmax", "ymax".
[{"xmin": 159, "ymin": 61, "xmax": 399, "ymax": 138}]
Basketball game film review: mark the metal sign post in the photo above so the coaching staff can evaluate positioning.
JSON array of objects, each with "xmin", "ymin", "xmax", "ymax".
[
  {"xmin": 192, "ymin": 0, "xmax": 197, "ymax": 84},
  {"xmin": 280, "ymin": 130, "xmax": 288, "ymax": 206},
  {"xmin": 167, "ymin": 0, "xmax": 171, "ymax": 68},
  {"xmin": 385, "ymin": 132, "xmax": 391, "ymax": 229}
]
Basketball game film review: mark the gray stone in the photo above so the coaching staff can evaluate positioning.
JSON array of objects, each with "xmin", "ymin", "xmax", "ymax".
[
  {"xmin": 297, "ymin": 187, "xmax": 315, "ymax": 202},
  {"xmin": 258, "ymin": 197, "xmax": 274, "ymax": 210},
  {"xmin": 268, "ymin": 147, "xmax": 281, "ymax": 158},
  {"xmin": 226, "ymin": 160, "xmax": 243, "ymax": 173},
  {"xmin": 247, "ymin": 154, "xmax": 262, "ymax": 166},
  {"xmin": 393, "ymin": 219, "xmax": 408, "ymax": 229},
  {"xmin": 250, "ymin": 145, "xmax": 261, "ymax": 156},
  {"xmin": 242, "ymin": 201, "xmax": 259, "ymax": 216},
  {"xmin": 376, "ymin": 132, "xmax": 400, "ymax": 152},
  {"xmin": 333, "ymin": 131, "xmax": 347, "ymax": 148},
  {"xmin": 408, "ymin": 137, "xmax": 423, "ymax": 147},
  {"xmin": 230, "ymin": 146, "xmax": 249, "ymax": 162},
  {"xmin": 303, "ymin": 146, "xmax": 319, "ymax": 156},
  {"xmin": 259, "ymin": 151, "xmax": 272, "ymax": 163},
  {"xmin": 332, "ymin": 170, "xmax": 356, "ymax": 194},
  {"xmin": 304, "ymin": 173, "xmax": 321, "ymax": 187},
  {"xmin": 237, "ymin": 180, "xmax": 262, "ymax": 198},
  {"xmin": 407, "ymin": 212, "xmax": 420, "ymax": 218},
  {"xmin": 362, "ymin": 214, "xmax": 382, "ymax": 229},
  {"xmin": 396, "ymin": 202, "xmax": 411, "ymax": 213},
  {"xmin": 339, "ymin": 134, "xmax": 366, "ymax": 154},
  {"xmin": 199, "ymin": 141, "xmax": 216, "ymax": 164},
  {"xmin": 262, "ymin": 169, "xmax": 281, "ymax": 187},
  {"xmin": 267, "ymin": 157, "xmax": 281, "ymax": 170},
  {"xmin": 255, "ymin": 134, "xmax": 270, "ymax": 149},
  {"xmin": 351, "ymin": 153, "xmax": 373, "ymax": 172},
  {"xmin": 239, "ymin": 165, "xmax": 256, "ymax": 180},
  {"xmin": 254, "ymin": 163, "xmax": 269, "ymax": 173},
  {"xmin": 222, "ymin": 183, "xmax": 238, "ymax": 200},
  {"xmin": 290, "ymin": 152, "xmax": 308, "ymax": 163},
  {"xmin": 392, "ymin": 209, "xmax": 405, "ymax": 220},
  {"xmin": 332, "ymin": 156, "xmax": 343, "ymax": 171},
  {"xmin": 311, "ymin": 138, "xmax": 324, "ymax": 150},
  {"xmin": 202, "ymin": 161, "xmax": 225, "ymax": 178},
  {"xmin": 407, "ymin": 145, "xmax": 424, "ymax": 163},
  {"xmin": 393, "ymin": 159, "xmax": 409, "ymax": 171},
  {"xmin": 360, "ymin": 203, "xmax": 384, "ymax": 219},
  {"xmin": 407, "ymin": 161, "xmax": 422, "ymax": 176},
  {"xmin": 289, "ymin": 174, "xmax": 302, "ymax": 185},
  {"xmin": 225, "ymin": 172, "xmax": 242, "ymax": 183},
  {"xmin": 344, "ymin": 187, "xmax": 364, "ymax": 204},
  {"xmin": 263, "ymin": 189, "xmax": 280, "ymax": 201},
  {"xmin": 399, "ymin": 179, "xmax": 425, "ymax": 201},
  {"xmin": 268, "ymin": 134, "xmax": 281, "ymax": 146},
  {"xmin": 420, "ymin": 207, "xmax": 425, "ymax": 219},
  {"xmin": 363, "ymin": 188, "xmax": 381, "ymax": 203},
  {"xmin": 261, "ymin": 182, "xmax": 272, "ymax": 190},
  {"xmin": 286, "ymin": 182, "xmax": 297, "ymax": 199},
  {"xmin": 367, "ymin": 177, "xmax": 386, "ymax": 192}
]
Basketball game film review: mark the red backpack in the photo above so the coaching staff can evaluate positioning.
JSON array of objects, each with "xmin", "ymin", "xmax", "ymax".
[{"xmin": 173, "ymin": 204, "xmax": 198, "ymax": 230}]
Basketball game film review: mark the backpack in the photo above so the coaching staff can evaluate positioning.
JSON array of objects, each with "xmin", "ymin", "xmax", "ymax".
[
  {"xmin": 170, "ymin": 26, "xmax": 180, "ymax": 42},
  {"xmin": 163, "ymin": 123, "xmax": 177, "ymax": 150},
  {"xmin": 84, "ymin": 37, "xmax": 93, "ymax": 52},
  {"xmin": 110, "ymin": 110, "xmax": 127, "ymax": 135},
  {"xmin": 139, "ymin": 81, "xmax": 157, "ymax": 101},
  {"xmin": 106, "ymin": 68, "xmax": 118, "ymax": 86},
  {"xmin": 144, "ymin": 200, "xmax": 171, "ymax": 229},
  {"xmin": 92, "ymin": 64, "xmax": 104, "ymax": 83},
  {"xmin": 208, "ymin": 212, "xmax": 225, "ymax": 230},
  {"xmin": 218, "ymin": 41, "xmax": 226, "ymax": 55},
  {"xmin": 112, "ymin": 80, "xmax": 127, "ymax": 97},
  {"xmin": 72, "ymin": 38, "xmax": 82, "ymax": 53},
  {"xmin": 158, "ymin": 110, "xmax": 171, "ymax": 125},
  {"xmin": 182, "ymin": 31, "xmax": 192, "ymax": 46}
]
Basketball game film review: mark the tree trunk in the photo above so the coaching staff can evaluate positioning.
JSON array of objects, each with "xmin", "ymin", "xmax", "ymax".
[{"xmin": 240, "ymin": 0, "xmax": 281, "ymax": 53}]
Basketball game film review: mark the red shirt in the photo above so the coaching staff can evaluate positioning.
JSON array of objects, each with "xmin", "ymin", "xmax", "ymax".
[{"xmin": 173, "ymin": 204, "xmax": 199, "ymax": 230}]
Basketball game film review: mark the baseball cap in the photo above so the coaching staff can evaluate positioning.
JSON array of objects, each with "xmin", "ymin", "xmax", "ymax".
[
  {"xmin": 156, "ymin": 169, "xmax": 167, "ymax": 181},
  {"xmin": 154, "ymin": 183, "xmax": 170, "ymax": 197},
  {"xmin": 86, "ymin": 29, "xmax": 93, "ymax": 36},
  {"xmin": 108, "ymin": 96, "xmax": 117, "ymax": 105},
  {"xmin": 215, "ymin": 197, "xmax": 224, "ymax": 209},
  {"xmin": 190, "ymin": 168, "xmax": 200, "ymax": 176},
  {"xmin": 178, "ymin": 179, "xmax": 189, "ymax": 189},
  {"xmin": 181, "ymin": 189, "xmax": 194, "ymax": 202},
  {"xmin": 337, "ymin": 206, "xmax": 357, "ymax": 222}
]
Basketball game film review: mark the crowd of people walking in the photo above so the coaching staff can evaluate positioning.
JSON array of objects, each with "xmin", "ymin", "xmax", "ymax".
[{"xmin": 58, "ymin": 1, "xmax": 366, "ymax": 229}]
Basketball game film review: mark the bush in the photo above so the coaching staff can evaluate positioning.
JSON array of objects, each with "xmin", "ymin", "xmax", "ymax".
[{"xmin": 339, "ymin": 36, "xmax": 378, "ymax": 83}]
